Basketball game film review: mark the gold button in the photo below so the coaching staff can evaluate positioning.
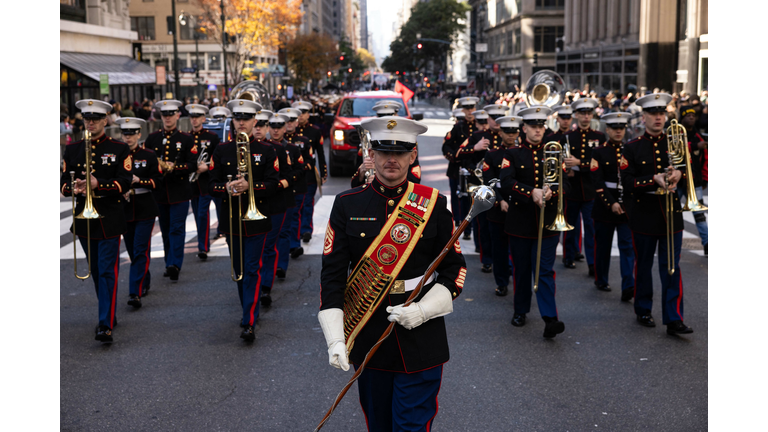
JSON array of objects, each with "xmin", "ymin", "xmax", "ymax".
[
  {"xmin": 535, "ymin": 170, "xmax": 539, "ymax": 174},
  {"xmin": 656, "ymin": 158, "xmax": 661, "ymax": 162},
  {"xmin": 642, "ymin": 161, "xmax": 646, "ymax": 164},
  {"xmin": 657, "ymin": 165, "xmax": 662, "ymax": 169},
  {"xmin": 388, "ymin": 200, "xmax": 395, "ymax": 206},
  {"xmin": 521, "ymin": 165, "xmax": 524, "ymax": 168},
  {"xmin": 360, "ymin": 233, "xmax": 365, "ymax": 237},
  {"xmin": 656, "ymin": 150, "xmax": 660, "ymax": 154}
]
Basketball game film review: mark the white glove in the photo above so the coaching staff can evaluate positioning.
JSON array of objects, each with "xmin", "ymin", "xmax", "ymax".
[
  {"xmin": 386, "ymin": 283, "xmax": 454, "ymax": 330},
  {"xmin": 317, "ymin": 308, "xmax": 349, "ymax": 371}
]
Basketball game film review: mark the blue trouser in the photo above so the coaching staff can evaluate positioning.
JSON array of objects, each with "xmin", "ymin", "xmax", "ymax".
[
  {"xmin": 78, "ymin": 236, "xmax": 121, "ymax": 329},
  {"xmin": 124, "ymin": 218, "xmax": 155, "ymax": 297},
  {"xmin": 631, "ymin": 231, "xmax": 684, "ymax": 324},
  {"xmin": 448, "ymin": 176, "xmax": 462, "ymax": 225},
  {"xmin": 226, "ymin": 233, "xmax": 267, "ymax": 326},
  {"xmin": 356, "ymin": 364, "xmax": 443, "ymax": 432},
  {"xmin": 157, "ymin": 201, "xmax": 189, "ymax": 269},
  {"xmin": 594, "ymin": 220, "xmax": 635, "ymax": 291},
  {"xmin": 509, "ymin": 235, "xmax": 559, "ymax": 318},
  {"xmin": 300, "ymin": 184, "xmax": 317, "ymax": 237},
  {"xmin": 191, "ymin": 194, "xmax": 213, "ymax": 252},
  {"xmin": 489, "ymin": 220, "xmax": 512, "ymax": 287},
  {"xmin": 564, "ymin": 199, "xmax": 595, "ymax": 264},
  {"xmin": 677, "ymin": 186, "xmax": 708, "ymax": 246},
  {"xmin": 290, "ymin": 192, "xmax": 307, "ymax": 249},
  {"xmin": 476, "ymin": 212, "xmax": 493, "ymax": 266},
  {"xmin": 277, "ymin": 206, "xmax": 295, "ymax": 271},
  {"xmin": 260, "ymin": 212, "xmax": 287, "ymax": 289}
]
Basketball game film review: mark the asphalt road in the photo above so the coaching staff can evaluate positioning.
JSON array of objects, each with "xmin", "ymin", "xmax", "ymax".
[{"xmin": 60, "ymin": 103, "xmax": 708, "ymax": 431}]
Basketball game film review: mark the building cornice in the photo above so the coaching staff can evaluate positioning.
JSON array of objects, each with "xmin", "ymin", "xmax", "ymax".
[{"xmin": 60, "ymin": 19, "xmax": 137, "ymax": 41}]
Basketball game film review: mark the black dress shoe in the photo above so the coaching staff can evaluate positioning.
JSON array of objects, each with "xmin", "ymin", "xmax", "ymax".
[
  {"xmin": 198, "ymin": 251, "xmax": 208, "ymax": 260},
  {"xmin": 163, "ymin": 270, "xmax": 169, "ymax": 277},
  {"xmin": 260, "ymin": 286, "xmax": 272, "ymax": 308},
  {"xmin": 575, "ymin": 253, "xmax": 585, "ymax": 262},
  {"xmin": 463, "ymin": 232, "xmax": 471, "ymax": 240},
  {"xmin": 481, "ymin": 264, "xmax": 492, "ymax": 273},
  {"xmin": 290, "ymin": 247, "xmax": 304, "ymax": 259},
  {"xmin": 276, "ymin": 268, "xmax": 286, "ymax": 279},
  {"xmin": 511, "ymin": 313, "xmax": 526, "ymax": 327},
  {"xmin": 167, "ymin": 265, "xmax": 180, "ymax": 282},
  {"xmin": 637, "ymin": 315, "xmax": 656, "ymax": 327},
  {"xmin": 587, "ymin": 264, "xmax": 595, "ymax": 277},
  {"xmin": 128, "ymin": 295, "xmax": 142, "ymax": 309},
  {"xmin": 240, "ymin": 326, "xmax": 255, "ymax": 342},
  {"xmin": 563, "ymin": 260, "xmax": 576, "ymax": 269},
  {"xmin": 666, "ymin": 321, "xmax": 694, "ymax": 335},
  {"xmin": 95, "ymin": 325, "xmax": 113, "ymax": 342},
  {"xmin": 495, "ymin": 286, "xmax": 508, "ymax": 297},
  {"xmin": 595, "ymin": 282, "xmax": 611, "ymax": 292},
  {"xmin": 302, "ymin": 232, "xmax": 312, "ymax": 243},
  {"xmin": 543, "ymin": 317, "xmax": 565, "ymax": 338},
  {"xmin": 621, "ymin": 288, "xmax": 633, "ymax": 302}
]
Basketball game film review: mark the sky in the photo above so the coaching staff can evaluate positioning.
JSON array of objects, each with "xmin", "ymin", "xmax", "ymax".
[{"xmin": 366, "ymin": 0, "xmax": 400, "ymax": 66}]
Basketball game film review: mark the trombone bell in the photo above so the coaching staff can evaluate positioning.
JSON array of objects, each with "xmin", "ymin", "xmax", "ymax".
[{"xmin": 546, "ymin": 212, "xmax": 574, "ymax": 232}]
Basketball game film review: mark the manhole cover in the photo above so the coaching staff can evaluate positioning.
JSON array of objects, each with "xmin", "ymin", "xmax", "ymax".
[{"xmin": 681, "ymin": 238, "xmax": 703, "ymax": 250}]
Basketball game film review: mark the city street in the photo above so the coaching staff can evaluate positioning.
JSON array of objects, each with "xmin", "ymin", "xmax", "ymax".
[{"xmin": 60, "ymin": 102, "xmax": 708, "ymax": 431}]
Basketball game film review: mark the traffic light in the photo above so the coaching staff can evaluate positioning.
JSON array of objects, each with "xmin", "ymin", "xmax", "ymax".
[
  {"xmin": 348, "ymin": 68, "xmax": 352, "ymax": 73},
  {"xmin": 327, "ymin": 71, "xmax": 331, "ymax": 76},
  {"xmin": 423, "ymin": 77, "xmax": 428, "ymax": 82},
  {"xmin": 339, "ymin": 55, "xmax": 344, "ymax": 62},
  {"xmin": 417, "ymin": 43, "xmax": 423, "ymax": 50},
  {"xmin": 396, "ymin": 71, "xmax": 399, "ymax": 75}
]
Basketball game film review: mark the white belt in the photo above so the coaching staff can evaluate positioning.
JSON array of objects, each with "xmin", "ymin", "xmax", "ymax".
[
  {"xmin": 133, "ymin": 188, "xmax": 151, "ymax": 195},
  {"xmin": 604, "ymin": 181, "xmax": 618, "ymax": 188},
  {"xmin": 571, "ymin": 166, "xmax": 580, "ymax": 172},
  {"xmin": 390, "ymin": 274, "xmax": 436, "ymax": 294}
]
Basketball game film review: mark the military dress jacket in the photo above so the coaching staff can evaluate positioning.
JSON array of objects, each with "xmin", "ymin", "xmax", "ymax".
[
  {"xmin": 144, "ymin": 128, "xmax": 196, "ymax": 204},
  {"xmin": 189, "ymin": 128, "xmax": 220, "ymax": 197},
  {"xmin": 285, "ymin": 132, "xmax": 315, "ymax": 176},
  {"xmin": 621, "ymin": 132, "xmax": 684, "ymax": 236},
  {"xmin": 499, "ymin": 140, "xmax": 571, "ymax": 239},
  {"xmin": 295, "ymin": 123, "xmax": 327, "ymax": 183},
  {"xmin": 208, "ymin": 135, "xmax": 279, "ymax": 236},
  {"xmin": 590, "ymin": 142, "xmax": 629, "ymax": 224},
  {"xmin": 441, "ymin": 119, "xmax": 476, "ymax": 178},
  {"xmin": 123, "ymin": 146, "xmax": 161, "ymax": 222},
  {"xmin": 559, "ymin": 128, "xmax": 606, "ymax": 201},
  {"xmin": 60, "ymin": 134, "xmax": 132, "ymax": 239},
  {"xmin": 482, "ymin": 145, "xmax": 515, "ymax": 224},
  {"xmin": 284, "ymin": 140, "xmax": 308, "ymax": 195},
  {"xmin": 265, "ymin": 139, "xmax": 294, "ymax": 214},
  {"xmin": 320, "ymin": 177, "xmax": 467, "ymax": 373}
]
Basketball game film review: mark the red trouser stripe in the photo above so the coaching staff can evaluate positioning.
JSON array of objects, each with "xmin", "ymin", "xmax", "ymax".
[
  {"xmin": 110, "ymin": 237, "xmax": 121, "ymax": 328},
  {"xmin": 249, "ymin": 238, "xmax": 268, "ymax": 326},
  {"xmin": 138, "ymin": 229, "xmax": 152, "ymax": 297}
]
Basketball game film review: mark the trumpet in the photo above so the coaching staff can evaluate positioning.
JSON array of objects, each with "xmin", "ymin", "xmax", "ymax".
[
  {"xmin": 158, "ymin": 138, "xmax": 181, "ymax": 175},
  {"xmin": 189, "ymin": 149, "xmax": 209, "ymax": 183},
  {"xmin": 228, "ymin": 132, "xmax": 268, "ymax": 282},
  {"xmin": 70, "ymin": 129, "xmax": 103, "ymax": 280},
  {"xmin": 534, "ymin": 142, "xmax": 573, "ymax": 292}
]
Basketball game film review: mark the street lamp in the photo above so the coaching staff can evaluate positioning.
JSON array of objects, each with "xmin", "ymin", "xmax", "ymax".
[{"xmin": 220, "ymin": 0, "xmax": 228, "ymax": 99}]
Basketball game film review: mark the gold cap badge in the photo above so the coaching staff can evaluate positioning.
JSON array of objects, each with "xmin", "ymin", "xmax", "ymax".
[
  {"xmin": 387, "ymin": 120, "xmax": 397, "ymax": 129},
  {"xmin": 240, "ymin": 101, "xmax": 244, "ymax": 105},
  {"xmin": 536, "ymin": 108, "xmax": 541, "ymax": 112},
  {"xmin": 163, "ymin": 101, "xmax": 167, "ymax": 105},
  {"xmin": 655, "ymin": 95, "xmax": 660, "ymax": 99},
  {"xmin": 617, "ymin": 114, "xmax": 622, "ymax": 117},
  {"xmin": 88, "ymin": 101, "xmax": 93, "ymax": 106}
]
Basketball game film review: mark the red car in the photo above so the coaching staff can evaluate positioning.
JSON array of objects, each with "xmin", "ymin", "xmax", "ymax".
[{"xmin": 326, "ymin": 91, "xmax": 422, "ymax": 177}]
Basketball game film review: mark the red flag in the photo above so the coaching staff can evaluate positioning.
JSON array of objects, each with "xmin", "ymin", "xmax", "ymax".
[{"xmin": 395, "ymin": 80, "xmax": 414, "ymax": 104}]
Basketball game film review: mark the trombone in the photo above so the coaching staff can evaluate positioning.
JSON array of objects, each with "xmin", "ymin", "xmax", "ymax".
[
  {"xmin": 534, "ymin": 142, "xmax": 573, "ymax": 292},
  {"xmin": 228, "ymin": 132, "xmax": 268, "ymax": 282},
  {"xmin": 70, "ymin": 129, "xmax": 102, "ymax": 280}
]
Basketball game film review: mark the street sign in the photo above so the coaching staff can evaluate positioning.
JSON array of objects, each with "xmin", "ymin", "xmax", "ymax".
[
  {"xmin": 181, "ymin": 67, "xmax": 196, "ymax": 73},
  {"xmin": 99, "ymin": 74, "xmax": 109, "ymax": 95},
  {"xmin": 207, "ymin": 84, "xmax": 217, "ymax": 91},
  {"xmin": 475, "ymin": 43, "xmax": 488, "ymax": 53}
]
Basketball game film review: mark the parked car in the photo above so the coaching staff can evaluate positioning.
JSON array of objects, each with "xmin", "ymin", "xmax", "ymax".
[
  {"xmin": 325, "ymin": 91, "xmax": 423, "ymax": 177},
  {"xmin": 203, "ymin": 117, "xmax": 233, "ymax": 143}
]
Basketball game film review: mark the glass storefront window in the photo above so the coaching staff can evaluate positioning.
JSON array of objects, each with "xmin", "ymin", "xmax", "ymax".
[
  {"xmin": 583, "ymin": 62, "xmax": 599, "ymax": 73},
  {"xmin": 208, "ymin": 54, "xmax": 221, "ymax": 71},
  {"xmin": 567, "ymin": 63, "xmax": 581, "ymax": 74},
  {"xmin": 624, "ymin": 75, "xmax": 637, "ymax": 92},
  {"xmin": 624, "ymin": 60, "xmax": 638, "ymax": 73},
  {"xmin": 602, "ymin": 61, "xmax": 621, "ymax": 73},
  {"xmin": 601, "ymin": 75, "xmax": 621, "ymax": 92}
]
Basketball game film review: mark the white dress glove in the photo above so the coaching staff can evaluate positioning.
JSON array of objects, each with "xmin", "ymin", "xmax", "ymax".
[
  {"xmin": 317, "ymin": 308, "xmax": 349, "ymax": 371},
  {"xmin": 386, "ymin": 283, "xmax": 454, "ymax": 330}
]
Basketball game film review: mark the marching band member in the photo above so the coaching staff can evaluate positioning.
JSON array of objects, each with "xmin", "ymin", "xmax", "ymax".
[
  {"xmin": 61, "ymin": 99, "xmax": 132, "ymax": 342},
  {"xmin": 118, "ymin": 117, "xmax": 160, "ymax": 309},
  {"xmin": 281, "ymin": 107, "xmax": 314, "ymax": 260},
  {"xmin": 209, "ymin": 100, "xmax": 280, "ymax": 341},
  {"xmin": 621, "ymin": 93, "xmax": 693, "ymax": 335},
  {"xmin": 144, "ymin": 100, "xmax": 196, "ymax": 282},
  {"xmin": 484, "ymin": 115, "xmax": 521, "ymax": 296},
  {"xmin": 292, "ymin": 100, "xmax": 327, "ymax": 245},
  {"xmin": 210, "ymin": 106, "xmax": 232, "ymax": 122},
  {"xmin": 590, "ymin": 113, "xmax": 635, "ymax": 301},
  {"xmin": 442, "ymin": 96, "xmax": 478, "ymax": 233},
  {"xmin": 499, "ymin": 106, "xmax": 569, "ymax": 338},
  {"xmin": 319, "ymin": 116, "xmax": 466, "ymax": 430},
  {"xmin": 561, "ymin": 98, "xmax": 604, "ymax": 276},
  {"xmin": 186, "ymin": 104, "xmax": 220, "ymax": 261},
  {"xmin": 678, "ymin": 105, "xmax": 708, "ymax": 256},
  {"xmin": 548, "ymin": 105, "xmax": 574, "ymax": 143}
]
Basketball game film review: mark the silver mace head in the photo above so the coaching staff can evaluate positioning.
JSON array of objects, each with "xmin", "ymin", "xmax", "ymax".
[{"xmin": 466, "ymin": 184, "xmax": 497, "ymax": 222}]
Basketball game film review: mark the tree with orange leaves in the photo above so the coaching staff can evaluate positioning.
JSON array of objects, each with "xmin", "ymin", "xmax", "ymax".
[
  {"xmin": 285, "ymin": 33, "xmax": 340, "ymax": 90},
  {"xmin": 197, "ymin": 0, "xmax": 303, "ymax": 87}
]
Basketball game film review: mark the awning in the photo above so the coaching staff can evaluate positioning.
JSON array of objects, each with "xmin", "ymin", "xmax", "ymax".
[{"xmin": 60, "ymin": 52, "xmax": 159, "ymax": 85}]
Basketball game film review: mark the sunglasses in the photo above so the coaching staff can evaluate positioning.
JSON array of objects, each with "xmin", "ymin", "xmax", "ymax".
[
  {"xmin": 606, "ymin": 124, "xmax": 627, "ymax": 129},
  {"xmin": 558, "ymin": 115, "xmax": 572, "ymax": 119},
  {"xmin": 462, "ymin": 105, "xmax": 476, "ymax": 110},
  {"xmin": 501, "ymin": 127, "xmax": 519, "ymax": 134},
  {"xmin": 121, "ymin": 129, "xmax": 141, "ymax": 135},
  {"xmin": 83, "ymin": 116, "xmax": 106, "ymax": 122},
  {"xmin": 475, "ymin": 118, "xmax": 488, "ymax": 125},
  {"xmin": 160, "ymin": 111, "xmax": 179, "ymax": 117}
]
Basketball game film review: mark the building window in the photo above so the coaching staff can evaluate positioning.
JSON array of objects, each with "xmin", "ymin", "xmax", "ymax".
[
  {"xmin": 533, "ymin": 26, "xmax": 564, "ymax": 52},
  {"xmin": 179, "ymin": 16, "xmax": 207, "ymax": 40},
  {"xmin": 536, "ymin": 0, "xmax": 564, "ymax": 8},
  {"xmin": 506, "ymin": 31, "xmax": 513, "ymax": 55},
  {"xmin": 624, "ymin": 60, "xmax": 638, "ymax": 73},
  {"xmin": 601, "ymin": 75, "xmax": 621, "ymax": 92},
  {"xmin": 208, "ymin": 53, "xmax": 221, "ymax": 71},
  {"xmin": 602, "ymin": 61, "xmax": 621, "ymax": 73},
  {"xmin": 131, "ymin": 17, "xmax": 156, "ymax": 41},
  {"xmin": 583, "ymin": 62, "xmax": 599, "ymax": 73},
  {"xmin": 496, "ymin": 0, "xmax": 511, "ymax": 23},
  {"xmin": 514, "ymin": 28, "xmax": 521, "ymax": 54}
]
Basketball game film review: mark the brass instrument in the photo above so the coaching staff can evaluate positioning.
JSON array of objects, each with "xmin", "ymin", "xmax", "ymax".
[
  {"xmin": 669, "ymin": 120, "xmax": 708, "ymax": 213},
  {"xmin": 523, "ymin": 70, "xmax": 566, "ymax": 108},
  {"xmin": 70, "ymin": 129, "xmax": 103, "ymax": 280},
  {"xmin": 157, "ymin": 138, "xmax": 180, "ymax": 175},
  {"xmin": 189, "ymin": 148, "xmax": 209, "ymax": 183},
  {"xmin": 534, "ymin": 142, "xmax": 573, "ymax": 292},
  {"xmin": 230, "ymin": 80, "xmax": 273, "ymax": 110}
]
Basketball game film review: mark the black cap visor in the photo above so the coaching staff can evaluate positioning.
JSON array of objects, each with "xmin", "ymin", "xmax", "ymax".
[{"xmin": 370, "ymin": 140, "xmax": 416, "ymax": 152}]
